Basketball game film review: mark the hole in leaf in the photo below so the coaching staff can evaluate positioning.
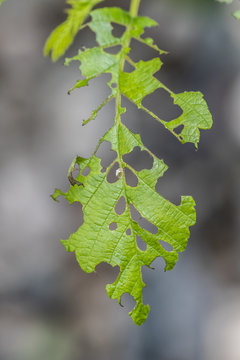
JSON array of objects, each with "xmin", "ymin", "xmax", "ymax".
[
  {"xmin": 128, "ymin": 38, "xmax": 157, "ymax": 62},
  {"xmin": 174, "ymin": 124, "xmax": 184, "ymax": 135},
  {"xmin": 111, "ymin": 83, "xmax": 117, "ymax": 88},
  {"xmin": 143, "ymin": 258, "xmax": 165, "ymax": 273},
  {"xmin": 126, "ymin": 228, "xmax": 132, "ymax": 236},
  {"xmin": 142, "ymin": 88, "xmax": 182, "ymax": 122},
  {"xmin": 130, "ymin": 204, "xmax": 158, "ymax": 234},
  {"xmin": 136, "ymin": 235, "xmax": 147, "ymax": 251},
  {"xmin": 120, "ymin": 99, "xmax": 140, "ymax": 133},
  {"xmin": 71, "ymin": 164, "xmax": 80, "ymax": 178},
  {"xmin": 104, "ymin": 45, "xmax": 121, "ymax": 55},
  {"xmin": 95, "ymin": 141, "xmax": 117, "ymax": 171},
  {"xmin": 159, "ymin": 240, "xmax": 173, "ymax": 252},
  {"xmin": 107, "ymin": 162, "xmax": 120, "ymax": 183},
  {"xmin": 123, "ymin": 61, "xmax": 135, "ymax": 73},
  {"xmin": 123, "ymin": 147, "xmax": 153, "ymax": 171},
  {"xmin": 124, "ymin": 167, "xmax": 138, "ymax": 187},
  {"xmin": 81, "ymin": 166, "xmax": 91, "ymax": 177},
  {"xmin": 120, "ymin": 293, "xmax": 136, "ymax": 311},
  {"xmin": 95, "ymin": 263, "xmax": 120, "ymax": 283},
  {"xmin": 111, "ymin": 23, "xmax": 126, "ymax": 39},
  {"xmin": 115, "ymin": 196, "xmax": 126, "ymax": 215},
  {"xmin": 109, "ymin": 222, "xmax": 118, "ymax": 231}
]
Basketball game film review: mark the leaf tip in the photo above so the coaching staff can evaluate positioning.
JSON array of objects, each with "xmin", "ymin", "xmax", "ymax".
[
  {"xmin": 130, "ymin": 303, "xmax": 150, "ymax": 326},
  {"xmin": 61, "ymin": 239, "xmax": 75, "ymax": 252},
  {"xmin": 51, "ymin": 188, "xmax": 65, "ymax": 202}
]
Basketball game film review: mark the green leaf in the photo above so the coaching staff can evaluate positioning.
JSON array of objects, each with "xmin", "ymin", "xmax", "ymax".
[
  {"xmin": 119, "ymin": 58, "xmax": 163, "ymax": 107},
  {"xmin": 216, "ymin": 0, "xmax": 240, "ymax": 21},
  {"xmin": 216, "ymin": 0, "xmax": 233, "ymax": 3},
  {"xmin": 82, "ymin": 95, "xmax": 114, "ymax": 125},
  {"xmin": 54, "ymin": 122, "xmax": 196, "ymax": 325},
  {"xmin": 52, "ymin": 6, "xmax": 212, "ymax": 324},
  {"xmin": 44, "ymin": 0, "xmax": 104, "ymax": 61},
  {"xmin": 67, "ymin": 8, "xmax": 212, "ymax": 147},
  {"xmin": 88, "ymin": 7, "xmax": 165, "ymax": 52},
  {"xmin": 233, "ymin": 10, "xmax": 240, "ymax": 20},
  {"xmin": 165, "ymin": 92, "xmax": 213, "ymax": 148}
]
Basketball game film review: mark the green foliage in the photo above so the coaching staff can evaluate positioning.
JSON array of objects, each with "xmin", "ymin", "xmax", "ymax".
[
  {"xmin": 233, "ymin": 9, "xmax": 240, "ymax": 20},
  {"xmin": 44, "ymin": 0, "xmax": 104, "ymax": 61},
  {"xmin": 52, "ymin": 124, "xmax": 197, "ymax": 325},
  {"xmin": 216, "ymin": 0, "xmax": 233, "ymax": 3},
  {"xmin": 47, "ymin": 0, "xmax": 213, "ymax": 325},
  {"xmin": 216, "ymin": 0, "xmax": 240, "ymax": 20}
]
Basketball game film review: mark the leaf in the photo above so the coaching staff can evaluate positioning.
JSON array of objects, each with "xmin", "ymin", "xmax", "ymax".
[
  {"xmin": 44, "ymin": 0, "xmax": 104, "ymax": 61},
  {"xmin": 165, "ymin": 92, "xmax": 213, "ymax": 148},
  {"xmin": 52, "ymin": 6, "xmax": 212, "ymax": 324},
  {"xmin": 233, "ymin": 10, "xmax": 240, "ymax": 20},
  {"xmin": 67, "ymin": 7, "xmax": 212, "ymax": 148},
  {"xmin": 216, "ymin": 0, "xmax": 240, "ymax": 21},
  {"xmin": 54, "ymin": 122, "xmax": 196, "ymax": 325},
  {"xmin": 216, "ymin": 0, "xmax": 233, "ymax": 3}
]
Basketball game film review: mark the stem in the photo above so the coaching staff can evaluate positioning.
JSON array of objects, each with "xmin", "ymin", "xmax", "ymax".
[
  {"xmin": 116, "ymin": 0, "xmax": 141, "ymax": 123},
  {"xmin": 114, "ymin": 0, "xmax": 142, "ymax": 222},
  {"xmin": 130, "ymin": 0, "xmax": 141, "ymax": 17}
]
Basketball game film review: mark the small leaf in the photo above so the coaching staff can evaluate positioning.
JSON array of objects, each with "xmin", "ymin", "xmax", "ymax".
[
  {"xmin": 165, "ymin": 91, "xmax": 213, "ymax": 148},
  {"xmin": 216, "ymin": 0, "xmax": 240, "ymax": 21},
  {"xmin": 67, "ymin": 79, "xmax": 90, "ymax": 94},
  {"xmin": 119, "ymin": 60, "xmax": 212, "ymax": 148},
  {"xmin": 44, "ymin": 0, "xmax": 104, "ymax": 61},
  {"xmin": 233, "ymin": 10, "xmax": 240, "ymax": 20},
  {"xmin": 120, "ymin": 59, "xmax": 163, "ymax": 107},
  {"xmin": 216, "ymin": 0, "xmax": 233, "ymax": 3},
  {"xmin": 82, "ymin": 95, "xmax": 114, "ymax": 126}
]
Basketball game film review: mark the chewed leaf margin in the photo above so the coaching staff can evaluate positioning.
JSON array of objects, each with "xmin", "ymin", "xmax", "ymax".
[
  {"xmin": 48, "ymin": 4, "xmax": 212, "ymax": 325},
  {"xmin": 65, "ymin": 7, "xmax": 212, "ymax": 148},
  {"xmin": 53, "ymin": 122, "xmax": 196, "ymax": 325}
]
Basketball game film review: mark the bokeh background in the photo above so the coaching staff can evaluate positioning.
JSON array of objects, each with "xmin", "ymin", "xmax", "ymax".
[{"xmin": 1, "ymin": 0, "xmax": 240, "ymax": 359}]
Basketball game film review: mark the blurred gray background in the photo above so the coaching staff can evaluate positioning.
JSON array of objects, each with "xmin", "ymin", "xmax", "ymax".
[{"xmin": 0, "ymin": 0, "xmax": 240, "ymax": 359}]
